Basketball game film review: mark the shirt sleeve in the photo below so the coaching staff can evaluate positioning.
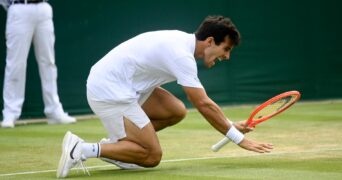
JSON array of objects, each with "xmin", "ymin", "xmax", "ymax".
[{"xmin": 170, "ymin": 55, "xmax": 203, "ymax": 88}]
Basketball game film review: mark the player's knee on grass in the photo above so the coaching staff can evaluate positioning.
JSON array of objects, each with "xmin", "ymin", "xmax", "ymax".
[{"xmin": 142, "ymin": 148, "xmax": 163, "ymax": 167}]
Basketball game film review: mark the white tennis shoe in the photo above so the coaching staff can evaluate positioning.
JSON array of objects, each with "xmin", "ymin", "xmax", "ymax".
[
  {"xmin": 99, "ymin": 138, "xmax": 143, "ymax": 170},
  {"xmin": 57, "ymin": 131, "xmax": 89, "ymax": 178},
  {"xmin": 1, "ymin": 119, "xmax": 15, "ymax": 128},
  {"xmin": 48, "ymin": 113, "xmax": 76, "ymax": 125}
]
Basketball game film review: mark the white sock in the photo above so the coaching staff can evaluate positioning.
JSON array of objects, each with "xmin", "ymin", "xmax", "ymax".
[{"xmin": 81, "ymin": 143, "xmax": 101, "ymax": 159}]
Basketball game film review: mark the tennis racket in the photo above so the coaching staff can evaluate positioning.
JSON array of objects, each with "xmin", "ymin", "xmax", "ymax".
[{"xmin": 211, "ymin": 90, "xmax": 301, "ymax": 152}]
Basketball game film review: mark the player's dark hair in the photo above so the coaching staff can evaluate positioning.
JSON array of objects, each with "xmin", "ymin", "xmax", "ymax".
[{"xmin": 195, "ymin": 15, "xmax": 241, "ymax": 46}]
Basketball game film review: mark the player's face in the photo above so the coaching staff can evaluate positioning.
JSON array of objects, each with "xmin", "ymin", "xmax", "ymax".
[{"xmin": 203, "ymin": 36, "xmax": 234, "ymax": 68}]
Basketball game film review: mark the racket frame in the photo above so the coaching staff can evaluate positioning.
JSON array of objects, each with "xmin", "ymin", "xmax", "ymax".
[{"xmin": 246, "ymin": 90, "xmax": 301, "ymax": 127}]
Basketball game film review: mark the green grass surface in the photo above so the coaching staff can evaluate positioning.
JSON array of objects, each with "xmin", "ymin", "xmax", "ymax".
[{"xmin": 0, "ymin": 100, "xmax": 341, "ymax": 179}]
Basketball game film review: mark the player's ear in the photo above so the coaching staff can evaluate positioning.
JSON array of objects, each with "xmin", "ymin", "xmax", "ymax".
[{"xmin": 205, "ymin": 37, "xmax": 214, "ymax": 47}]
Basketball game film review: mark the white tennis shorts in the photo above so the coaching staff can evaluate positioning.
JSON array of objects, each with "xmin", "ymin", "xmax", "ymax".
[{"xmin": 87, "ymin": 90, "xmax": 153, "ymax": 142}]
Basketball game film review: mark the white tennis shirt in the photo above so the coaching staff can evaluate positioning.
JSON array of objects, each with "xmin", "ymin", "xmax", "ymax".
[{"xmin": 87, "ymin": 30, "xmax": 203, "ymax": 103}]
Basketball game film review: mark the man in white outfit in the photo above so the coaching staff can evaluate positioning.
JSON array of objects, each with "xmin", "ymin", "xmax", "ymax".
[
  {"xmin": 57, "ymin": 15, "xmax": 273, "ymax": 178},
  {"xmin": 0, "ymin": 0, "xmax": 76, "ymax": 128}
]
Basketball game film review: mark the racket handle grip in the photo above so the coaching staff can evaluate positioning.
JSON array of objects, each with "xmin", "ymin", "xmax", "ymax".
[{"xmin": 211, "ymin": 137, "xmax": 231, "ymax": 152}]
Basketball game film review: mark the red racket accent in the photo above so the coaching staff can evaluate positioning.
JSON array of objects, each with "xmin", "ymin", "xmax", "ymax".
[{"xmin": 246, "ymin": 91, "xmax": 301, "ymax": 127}]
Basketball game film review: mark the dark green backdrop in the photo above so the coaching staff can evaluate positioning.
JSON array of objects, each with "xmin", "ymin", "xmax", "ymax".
[{"xmin": 0, "ymin": 0, "xmax": 341, "ymax": 119}]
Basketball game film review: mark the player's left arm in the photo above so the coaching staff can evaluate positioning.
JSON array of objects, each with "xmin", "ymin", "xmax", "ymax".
[
  {"xmin": 183, "ymin": 86, "xmax": 272, "ymax": 152},
  {"xmin": 183, "ymin": 86, "xmax": 231, "ymax": 135},
  {"xmin": 183, "ymin": 86, "xmax": 253, "ymax": 134}
]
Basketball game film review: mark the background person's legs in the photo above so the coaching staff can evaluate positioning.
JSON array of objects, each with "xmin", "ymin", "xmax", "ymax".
[
  {"xmin": 33, "ymin": 3, "xmax": 75, "ymax": 124},
  {"xmin": 2, "ymin": 5, "xmax": 35, "ymax": 127}
]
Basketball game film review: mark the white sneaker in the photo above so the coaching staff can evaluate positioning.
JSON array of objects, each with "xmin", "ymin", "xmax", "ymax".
[
  {"xmin": 57, "ymin": 131, "xmax": 89, "ymax": 178},
  {"xmin": 99, "ymin": 138, "xmax": 143, "ymax": 170},
  {"xmin": 48, "ymin": 113, "xmax": 76, "ymax": 125},
  {"xmin": 1, "ymin": 120, "xmax": 15, "ymax": 128}
]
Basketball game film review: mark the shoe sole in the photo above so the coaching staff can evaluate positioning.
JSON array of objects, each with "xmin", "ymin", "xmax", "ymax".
[
  {"xmin": 100, "ymin": 157, "xmax": 143, "ymax": 170},
  {"xmin": 56, "ymin": 131, "xmax": 76, "ymax": 178},
  {"xmin": 99, "ymin": 138, "xmax": 142, "ymax": 170}
]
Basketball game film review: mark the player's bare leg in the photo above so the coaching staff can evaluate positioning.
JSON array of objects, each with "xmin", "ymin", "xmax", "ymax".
[
  {"xmin": 98, "ymin": 88, "xmax": 186, "ymax": 169},
  {"xmin": 142, "ymin": 87, "xmax": 187, "ymax": 131},
  {"xmin": 100, "ymin": 118, "xmax": 162, "ymax": 167}
]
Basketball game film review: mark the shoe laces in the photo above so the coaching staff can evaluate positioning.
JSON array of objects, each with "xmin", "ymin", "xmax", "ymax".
[{"xmin": 75, "ymin": 159, "xmax": 90, "ymax": 176}]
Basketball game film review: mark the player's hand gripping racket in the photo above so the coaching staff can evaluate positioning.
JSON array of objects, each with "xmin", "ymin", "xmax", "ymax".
[{"xmin": 211, "ymin": 90, "xmax": 301, "ymax": 152}]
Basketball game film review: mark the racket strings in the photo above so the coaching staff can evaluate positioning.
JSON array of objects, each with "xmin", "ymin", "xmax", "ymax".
[{"xmin": 254, "ymin": 95, "xmax": 297, "ymax": 121}]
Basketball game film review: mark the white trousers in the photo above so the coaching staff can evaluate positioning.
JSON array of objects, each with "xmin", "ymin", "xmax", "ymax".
[{"xmin": 2, "ymin": 2, "xmax": 64, "ymax": 120}]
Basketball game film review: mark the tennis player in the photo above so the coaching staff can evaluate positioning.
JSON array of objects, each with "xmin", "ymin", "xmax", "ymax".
[{"xmin": 57, "ymin": 15, "xmax": 273, "ymax": 178}]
